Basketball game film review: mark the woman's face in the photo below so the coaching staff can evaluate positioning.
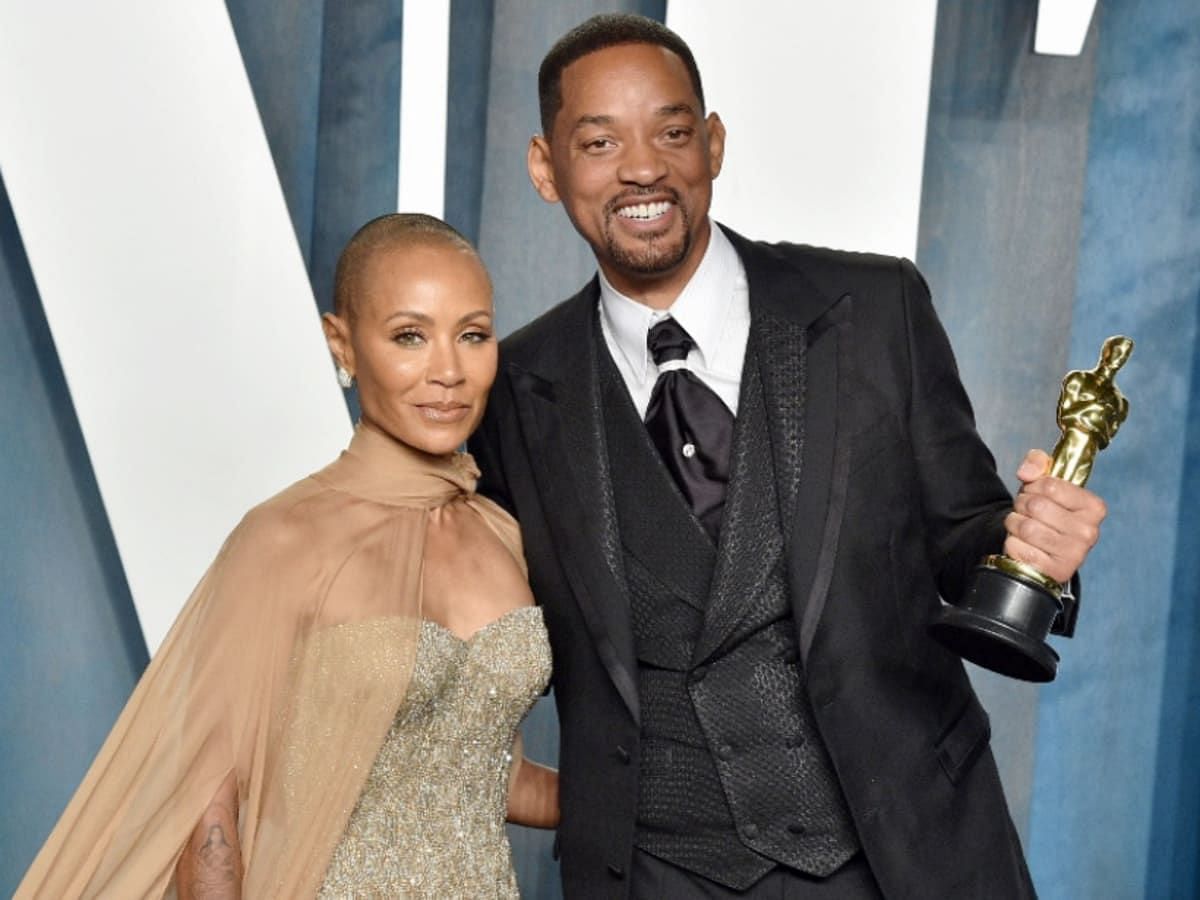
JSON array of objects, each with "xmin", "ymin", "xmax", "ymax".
[{"xmin": 326, "ymin": 241, "xmax": 497, "ymax": 456}]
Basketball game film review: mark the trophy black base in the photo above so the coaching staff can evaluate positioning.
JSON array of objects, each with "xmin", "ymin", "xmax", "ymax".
[{"xmin": 929, "ymin": 562, "xmax": 1061, "ymax": 682}]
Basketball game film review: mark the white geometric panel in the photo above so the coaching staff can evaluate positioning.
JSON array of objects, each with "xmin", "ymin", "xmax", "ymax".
[
  {"xmin": 399, "ymin": 0, "xmax": 451, "ymax": 217},
  {"xmin": 0, "ymin": 1, "xmax": 352, "ymax": 652},
  {"xmin": 1035, "ymin": 0, "xmax": 1098, "ymax": 56},
  {"xmin": 667, "ymin": 1, "xmax": 938, "ymax": 261}
]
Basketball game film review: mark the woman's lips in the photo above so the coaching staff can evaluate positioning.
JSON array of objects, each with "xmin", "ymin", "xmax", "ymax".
[{"xmin": 415, "ymin": 402, "xmax": 471, "ymax": 423}]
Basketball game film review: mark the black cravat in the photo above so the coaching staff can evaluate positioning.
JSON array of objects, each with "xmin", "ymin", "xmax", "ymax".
[{"xmin": 643, "ymin": 317, "xmax": 734, "ymax": 540}]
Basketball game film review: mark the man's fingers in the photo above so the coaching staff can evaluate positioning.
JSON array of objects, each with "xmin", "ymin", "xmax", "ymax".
[
  {"xmin": 1002, "ymin": 520, "xmax": 1087, "ymax": 583},
  {"xmin": 1005, "ymin": 473, "xmax": 1108, "ymax": 583},
  {"xmin": 1003, "ymin": 535, "xmax": 1075, "ymax": 583},
  {"xmin": 1011, "ymin": 490, "xmax": 1105, "ymax": 544},
  {"xmin": 1016, "ymin": 475, "xmax": 1109, "ymax": 518},
  {"xmin": 1016, "ymin": 448, "xmax": 1053, "ymax": 484}
]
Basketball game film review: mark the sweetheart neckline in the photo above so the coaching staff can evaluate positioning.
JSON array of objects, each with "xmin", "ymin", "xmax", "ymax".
[{"xmin": 421, "ymin": 605, "xmax": 542, "ymax": 644}]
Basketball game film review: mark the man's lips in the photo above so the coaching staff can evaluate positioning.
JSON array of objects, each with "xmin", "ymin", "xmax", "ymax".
[
  {"xmin": 607, "ymin": 189, "xmax": 680, "ymax": 225},
  {"xmin": 614, "ymin": 199, "xmax": 673, "ymax": 221}
]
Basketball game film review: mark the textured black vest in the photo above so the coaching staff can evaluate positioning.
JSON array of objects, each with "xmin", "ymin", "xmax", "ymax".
[{"xmin": 598, "ymin": 336, "xmax": 859, "ymax": 890}]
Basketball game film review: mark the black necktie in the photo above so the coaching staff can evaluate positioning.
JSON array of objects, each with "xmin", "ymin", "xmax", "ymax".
[{"xmin": 643, "ymin": 317, "xmax": 734, "ymax": 540}]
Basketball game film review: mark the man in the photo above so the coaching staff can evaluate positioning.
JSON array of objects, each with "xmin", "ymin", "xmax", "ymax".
[{"xmin": 470, "ymin": 14, "xmax": 1106, "ymax": 899}]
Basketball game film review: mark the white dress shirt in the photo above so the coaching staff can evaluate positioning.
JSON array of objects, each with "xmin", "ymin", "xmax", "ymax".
[{"xmin": 598, "ymin": 223, "xmax": 750, "ymax": 419}]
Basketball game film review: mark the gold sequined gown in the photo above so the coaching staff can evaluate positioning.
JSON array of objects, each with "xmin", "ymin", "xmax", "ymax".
[{"xmin": 319, "ymin": 605, "xmax": 551, "ymax": 898}]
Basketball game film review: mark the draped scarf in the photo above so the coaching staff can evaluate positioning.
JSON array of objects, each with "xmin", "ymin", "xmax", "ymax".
[{"xmin": 17, "ymin": 421, "xmax": 525, "ymax": 899}]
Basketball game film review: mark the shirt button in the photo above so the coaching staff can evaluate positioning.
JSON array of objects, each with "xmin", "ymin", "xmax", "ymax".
[{"xmin": 681, "ymin": 442, "xmax": 697, "ymax": 458}]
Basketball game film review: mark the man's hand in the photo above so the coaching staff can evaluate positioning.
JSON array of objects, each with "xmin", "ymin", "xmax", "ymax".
[{"xmin": 1003, "ymin": 449, "xmax": 1107, "ymax": 583}]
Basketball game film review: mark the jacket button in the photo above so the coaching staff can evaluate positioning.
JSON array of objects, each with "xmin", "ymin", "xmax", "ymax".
[
  {"xmin": 717, "ymin": 743, "xmax": 734, "ymax": 761},
  {"xmin": 607, "ymin": 863, "xmax": 625, "ymax": 879},
  {"xmin": 615, "ymin": 745, "xmax": 631, "ymax": 764},
  {"xmin": 743, "ymin": 823, "xmax": 759, "ymax": 839},
  {"xmin": 690, "ymin": 665, "xmax": 708, "ymax": 684}
]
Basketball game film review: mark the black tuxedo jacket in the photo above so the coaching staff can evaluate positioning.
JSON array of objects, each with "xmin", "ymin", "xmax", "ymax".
[{"xmin": 471, "ymin": 227, "xmax": 1045, "ymax": 899}]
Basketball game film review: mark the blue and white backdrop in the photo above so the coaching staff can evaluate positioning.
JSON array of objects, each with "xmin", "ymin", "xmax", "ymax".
[{"xmin": 1, "ymin": 1, "xmax": 1197, "ymax": 897}]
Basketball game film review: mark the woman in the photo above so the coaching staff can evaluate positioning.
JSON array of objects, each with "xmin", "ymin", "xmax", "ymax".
[{"xmin": 17, "ymin": 213, "xmax": 557, "ymax": 898}]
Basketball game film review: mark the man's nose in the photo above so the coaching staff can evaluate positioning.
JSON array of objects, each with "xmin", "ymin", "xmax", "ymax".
[{"xmin": 616, "ymin": 138, "xmax": 667, "ymax": 185}]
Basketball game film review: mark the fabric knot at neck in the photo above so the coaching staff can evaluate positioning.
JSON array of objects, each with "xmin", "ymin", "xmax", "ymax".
[
  {"xmin": 648, "ymin": 317, "xmax": 694, "ymax": 365},
  {"xmin": 320, "ymin": 421, "xmax": 480, "ymax": 507}
]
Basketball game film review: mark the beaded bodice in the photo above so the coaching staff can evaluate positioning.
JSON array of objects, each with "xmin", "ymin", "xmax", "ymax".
[{"xmin": 318, "ymin": 605, "xmax": 551, "ymax": 898}]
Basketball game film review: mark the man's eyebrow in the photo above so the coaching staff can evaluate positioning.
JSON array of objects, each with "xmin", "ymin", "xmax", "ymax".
[
  {"xmin": 570, "ymin": 104, "xmax": 696, "ymax": 134},
  {"xmin": 571, "ymin": 114, "xmax": 615, "ymax": 132},
  {"xmin": 656, "ymin": 103, "xmax": 696, "ymax": 117}
]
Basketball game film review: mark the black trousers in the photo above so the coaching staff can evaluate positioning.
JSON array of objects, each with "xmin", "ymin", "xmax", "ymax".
[{"xmin": 630, "ymin": 849, "xmax": 884, "ymax": 900}]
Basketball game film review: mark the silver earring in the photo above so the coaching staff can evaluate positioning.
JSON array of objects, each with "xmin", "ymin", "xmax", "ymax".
[{"xmin": 336, "ymin": 365, "xmax": 354, "ymax": 389}]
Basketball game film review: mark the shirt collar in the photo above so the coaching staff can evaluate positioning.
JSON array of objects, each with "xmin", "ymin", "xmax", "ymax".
[{"xmin": 597, "ymin": 222, "xmax": 742, "ymax": 386}]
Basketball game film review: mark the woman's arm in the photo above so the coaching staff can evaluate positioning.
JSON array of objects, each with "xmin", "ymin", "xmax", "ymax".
[
  {"xmin": 505, "ymin": 734, "xmax": 559, "ymax": 828},
  {"xmin": 176, "ymin": 770, "xmax": 242, "ymax": 899}
]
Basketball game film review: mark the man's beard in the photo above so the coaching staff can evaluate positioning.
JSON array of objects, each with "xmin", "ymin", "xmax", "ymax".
[{"xmin": 602, "ymin": 194, "xmax": 691, "ymax": 275}]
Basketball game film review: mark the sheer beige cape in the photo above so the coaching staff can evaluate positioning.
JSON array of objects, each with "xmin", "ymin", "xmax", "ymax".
[{"xmin": 17, "ymin": 422, "xmax": 525, "ymax": 899}]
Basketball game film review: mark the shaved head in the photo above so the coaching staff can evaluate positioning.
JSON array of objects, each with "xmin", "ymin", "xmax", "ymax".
[{"xmin": 332, "ymin": 213, "xmax": 485, "ymax": 320}]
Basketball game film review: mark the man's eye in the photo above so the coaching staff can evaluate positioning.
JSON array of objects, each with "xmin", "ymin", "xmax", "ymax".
[
  {"xmin": 582, "ymin": 138, "xmax": 614, "ymax": 152},
  {"xmin": 664, "ymin": 128, "xmax": 691, "ymax": 142}
]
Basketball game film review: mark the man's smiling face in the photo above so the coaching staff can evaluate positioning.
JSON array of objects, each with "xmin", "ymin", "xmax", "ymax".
[{"xmin": 529, "ymin": 41, "xmax": 725, "ymax": 307}]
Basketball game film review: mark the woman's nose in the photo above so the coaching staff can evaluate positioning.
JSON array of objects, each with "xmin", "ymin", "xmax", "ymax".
[{"xmin": 428, "ymin": 340, "xmax": 465, "ymax": 386}]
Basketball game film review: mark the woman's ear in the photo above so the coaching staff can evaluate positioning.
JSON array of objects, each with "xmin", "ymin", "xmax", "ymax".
[{"xmin": 321, "ymin": 312, "xmax": 354, "ymax": 375}]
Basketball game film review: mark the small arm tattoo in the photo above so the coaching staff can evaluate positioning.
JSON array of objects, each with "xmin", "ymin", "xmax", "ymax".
[
  {"xmin": 191, "ymin": 823, "xmax": 238, "ymax": 898},
  {"xmin": 178, "ymin": 773, "xmax": 241, "ymax": 900}
]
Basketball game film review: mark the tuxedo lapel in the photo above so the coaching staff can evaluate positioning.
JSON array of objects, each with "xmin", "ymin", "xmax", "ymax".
[
  {"xmin": 787, "ymin": 296, "xmax": 854, "ymax": 661},
  {"xmin": 714, "ymin": 228, "xmax": 855, "ymax": 663},
  {"xmin": 507, "ymin": 282, "xmax": 639, "ymax": 722}
]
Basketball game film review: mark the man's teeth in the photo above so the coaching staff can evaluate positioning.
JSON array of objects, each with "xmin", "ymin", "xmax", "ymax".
[{"xmin": 617, "ymin": 201, "xmax": 671, "ymax": 220}]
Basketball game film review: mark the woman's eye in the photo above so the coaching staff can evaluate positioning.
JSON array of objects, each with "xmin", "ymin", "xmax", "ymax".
[
  {"xmin": 392, "ymin": 330, "xmax": 425, "ymax": 346},
  {"xmin": 461, "ymin": 330, "xmax": 493, "ymax": 344}
]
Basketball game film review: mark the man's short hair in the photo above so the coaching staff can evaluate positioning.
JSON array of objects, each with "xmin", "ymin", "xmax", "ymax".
[
  {"xmin": 538, "ymin": 13, "xmax": 705, "ymax": 138},
  {"xmin": 333, "ymin": 213, "xmax": 482, "ymax": 320}
]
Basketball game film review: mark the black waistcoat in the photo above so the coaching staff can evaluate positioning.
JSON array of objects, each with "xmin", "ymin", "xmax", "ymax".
[{"xmin": 598, "ymin": 337, "xmax": 859, "ymax": 890}]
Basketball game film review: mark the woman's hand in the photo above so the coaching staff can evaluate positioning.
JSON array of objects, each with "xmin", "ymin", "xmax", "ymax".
[
  {"xmin": 177, "ymin": 770, "xmax": 243, "ymax": 899},
  {"xmin": 505, "ymin": 734, "xmax": 559, "ymax": 829}
]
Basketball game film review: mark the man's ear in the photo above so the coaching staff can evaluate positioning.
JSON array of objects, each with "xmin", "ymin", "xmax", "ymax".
[
  {"xmin": 321, "ymin": 312, "xmax": 354, "ymax": 375},
  {"xmin": 527, "ymin": 135, "xmax": 561, "ymax": 204},
  {"xmin": 705, "ymin": 112, "xmax": 726, "ymax": 180}
]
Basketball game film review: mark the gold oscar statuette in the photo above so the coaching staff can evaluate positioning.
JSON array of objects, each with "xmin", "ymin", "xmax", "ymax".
[{"xmin": 929, "ymin": 336, "xmax": 1132, "ymax": 682}]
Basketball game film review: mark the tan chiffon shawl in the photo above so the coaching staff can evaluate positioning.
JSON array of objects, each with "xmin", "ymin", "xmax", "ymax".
[{"xmin": 17, "ymin": 422, "xmax": 525, "ymax": 899}]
